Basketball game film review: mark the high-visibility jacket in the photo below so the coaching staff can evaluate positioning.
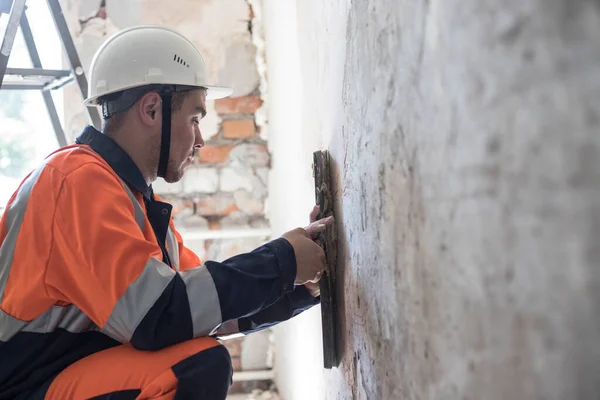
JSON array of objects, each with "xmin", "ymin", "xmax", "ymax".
[{"xmin": 0, "ymin": 126, "xmax": 318, "ymax": 398}]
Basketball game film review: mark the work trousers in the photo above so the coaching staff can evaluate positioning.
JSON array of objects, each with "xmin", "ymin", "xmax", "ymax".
[{"xmin": 29, "ymin": 337, "xmax": 232, "ymax": 400}]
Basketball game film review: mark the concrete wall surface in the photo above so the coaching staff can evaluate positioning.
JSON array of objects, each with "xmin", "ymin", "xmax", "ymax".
[{"xmin": 265, "ymin": 0, "xmax": 600, "ymax": 399}]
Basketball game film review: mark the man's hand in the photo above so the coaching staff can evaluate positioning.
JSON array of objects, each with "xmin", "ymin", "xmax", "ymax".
[
  {"xmin": 282, "ymin": 228, "xmax": 326, "ymax": 285},
  {"xmin": 303, "ymin": 205, "xmax": 335, "ymax": 297},
  {"xmin": 304, "ymin": 279, "xmax": 321, "ymax": 297},
  {"xmin": 305, "ymin": 205, "xmax": 334, "ymax": 240}
]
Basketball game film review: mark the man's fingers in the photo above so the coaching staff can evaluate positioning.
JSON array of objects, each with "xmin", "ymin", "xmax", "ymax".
[
  {"xmin": 305, "ymin": 215, "xmax": 335, "ymax": 240},
  {"xmin": 316, "ymin": 215, "xmax": 334, "ymax": 226},
  {"xmin": 309, "ymin": 205, "xmax": 320, "ymax": 223},
  {"xmin": 310, "ymin": 270, "xmax": 324, "ymax": 284},
  {"xmin": 306, "ymin": 222, "xmax": 327, "ymax": 240},
  {"xmin": 297, "ymin": 227, "xmax": 310, "ymax": 238}
]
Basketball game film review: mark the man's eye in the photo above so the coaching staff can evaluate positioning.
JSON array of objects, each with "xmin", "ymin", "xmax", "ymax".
[{"xmin": 192, "ymin": 118, "xmax": 200, "ymax": 124}]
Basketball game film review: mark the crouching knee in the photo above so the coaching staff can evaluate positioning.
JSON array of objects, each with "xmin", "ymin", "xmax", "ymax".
[{"xmin": 170, "ymin": 339, "xmax": 233, "ymax": 399}]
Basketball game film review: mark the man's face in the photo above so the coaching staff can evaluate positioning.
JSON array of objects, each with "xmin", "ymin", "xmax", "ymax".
[{"xmin": 163, "ymin": 89, "xmax": 207, "ymax": 183}]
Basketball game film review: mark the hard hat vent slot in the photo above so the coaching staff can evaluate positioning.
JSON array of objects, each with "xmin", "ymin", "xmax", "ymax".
[{"xmin": 173, "ymin": 54, "xmax": 190, "ymax": 68}]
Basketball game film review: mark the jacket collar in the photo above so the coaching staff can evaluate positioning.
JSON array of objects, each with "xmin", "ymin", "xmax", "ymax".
[{"xmin": 75, "ymin": 125, "xmax": 153, "ymax": 200}]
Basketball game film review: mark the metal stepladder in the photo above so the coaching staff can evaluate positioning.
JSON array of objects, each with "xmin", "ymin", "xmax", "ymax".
[{"xmin": 0, "ymin": 0, "xmax": 101, "ymax": 147}]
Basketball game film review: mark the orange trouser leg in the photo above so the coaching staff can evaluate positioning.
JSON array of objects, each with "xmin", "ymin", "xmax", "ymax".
[{"xmin": 43, "ymin": 337, "xmax": 232, "ymax": 400}]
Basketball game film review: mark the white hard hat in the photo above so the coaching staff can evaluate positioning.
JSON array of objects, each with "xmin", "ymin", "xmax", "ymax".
[{"xmin": 84, "ymin": 25, "xmax": 232, "ymax": 105}]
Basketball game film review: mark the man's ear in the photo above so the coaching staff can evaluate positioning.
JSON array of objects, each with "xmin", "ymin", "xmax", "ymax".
[{"xmin": 137, "ymin": 91, "xmax": 162, "ymax": 126}]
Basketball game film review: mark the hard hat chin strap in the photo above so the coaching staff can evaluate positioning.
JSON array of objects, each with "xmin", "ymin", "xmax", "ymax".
[{"xmin": 157, "ymin": 93, "xmax": 172, "ymax": 179}]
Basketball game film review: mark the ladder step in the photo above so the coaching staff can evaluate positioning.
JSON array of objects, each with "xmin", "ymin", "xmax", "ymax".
[
  {"xmin": 1, "ymin": 67, "xmax": 73, "ymax": 90},
  {"xmin": 0, "ymin": 0, "xmax": 15, "ymax": 14}
]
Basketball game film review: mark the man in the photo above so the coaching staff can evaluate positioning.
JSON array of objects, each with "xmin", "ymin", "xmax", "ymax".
[{"xmin": 0, "ymin": 26, "xmax": 332, "ymax": 399}]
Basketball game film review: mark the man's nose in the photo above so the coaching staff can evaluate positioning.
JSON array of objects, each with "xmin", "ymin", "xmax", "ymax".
[{"xmin": 194, "ymin": 124, "xmax": 205, "ymax": 148}]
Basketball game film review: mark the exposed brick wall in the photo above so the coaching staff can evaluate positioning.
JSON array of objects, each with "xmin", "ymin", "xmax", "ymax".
[
  {"xmin": 215, "ymin": 95, "xmax": 263, "ymax": 114},
  {"xmin": 224, "ymin": 337, "xmax": 244, "ymax": 393},
  {"xmin": 224, "ymin": 337, "xmax": 244, "ymax": 371},
  {"xmin": 156, "ymin": 93, "xmax": 271, "ymax": 262}
]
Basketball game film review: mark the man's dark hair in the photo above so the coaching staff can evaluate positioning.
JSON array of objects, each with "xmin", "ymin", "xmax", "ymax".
[{"xmin": 99, "ymin": 86, "xmax": 199, "ymax": 133}]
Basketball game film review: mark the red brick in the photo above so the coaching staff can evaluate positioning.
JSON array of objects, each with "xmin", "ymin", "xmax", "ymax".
[
  {"xmin": 195, "ymin": 194, "xmax": 239, "ymax": 216},
  {"xmin": 215, "ymin": 96, "xmax": 263, "ymax": 114},
  {"xmin": 197, "ymin": 144, "xmax": 234, "ymax": 164},
  {"xmin": 208, "ymin": 220, "xmax": 221, "ymax": 230},
  {"xmin": 222, "ymin": 120, "xmax": 256, "ymax": 139},
  {"xmin": 228, "ymin": 381, "xmax": 245, "ymax": 394},
  {"xmin": 167, "ymin": 199, "xmax": 194, "ymax": 218},
  {"xmin": 231, "ymin": 356, "xmax": 242, "ymax": 371},
  {"xmin": 234, "ymin": 190, "xmax": 264, "ymax": 214},
  {"xmin": 223, "ymin": 338, "xmax": 243, "ymax": 357}
]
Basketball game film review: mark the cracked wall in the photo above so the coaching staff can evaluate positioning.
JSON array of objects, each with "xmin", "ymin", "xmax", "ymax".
[{"xmin": 265, "ymin": 0, "xmax": 600, "ymax": 399}]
